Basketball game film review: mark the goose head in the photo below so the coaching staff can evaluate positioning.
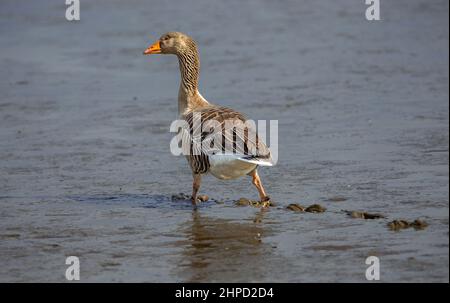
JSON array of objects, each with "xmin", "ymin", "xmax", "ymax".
[{"xmin": 143, "ymin": 32, "xmax": 196, "ymax": 56}]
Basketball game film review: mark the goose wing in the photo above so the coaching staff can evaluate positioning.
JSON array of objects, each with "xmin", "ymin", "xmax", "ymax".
[{"xmin": 181, "ymin": 106, "xmax": 273, "ymax": 167}]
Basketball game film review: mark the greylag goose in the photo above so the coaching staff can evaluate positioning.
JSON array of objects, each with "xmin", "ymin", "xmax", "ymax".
[{"xmin": 144, "ymin": 32, "xmax": 273, "ymax": 205}]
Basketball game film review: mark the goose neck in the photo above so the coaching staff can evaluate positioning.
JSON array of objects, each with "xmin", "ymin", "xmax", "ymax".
[{"xmin": 177, "ymin": 48, "xmax": 208, "ymax": 114}]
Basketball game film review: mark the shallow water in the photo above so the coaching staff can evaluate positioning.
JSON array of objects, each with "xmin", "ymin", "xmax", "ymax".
[{"xmin": 0, "ymin": 0, "xmax": 448, "ymax": 282}]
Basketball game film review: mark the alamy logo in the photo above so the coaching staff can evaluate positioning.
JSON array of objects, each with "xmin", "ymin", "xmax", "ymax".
[
  {"xmin": 65, "ymin": 256, "xmax": 80, "ymax": 281},
  {"xmin": 169, "ymin": 114, "xmax": 278, "ymax": 165},
  {"xmin": 365, "ymin": 0, "xmax": 381, "ymax": 21},
  {"xmin": 365, "ymin": 256, "xmax": 380, "ymax": 281},
  {"xmin": 65, "ymin": 0, "xmax": 80, "ymax": 21}
]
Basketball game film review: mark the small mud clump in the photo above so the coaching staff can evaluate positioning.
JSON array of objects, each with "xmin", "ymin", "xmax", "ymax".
[
  {"xmin": 286, "ymin": 203, "xmax": 326, "ymax": 213},
  {"xmin": 235, "ymin": 198, "xmax": 274, "ymax": 207},
  {"xmin": 346, "ymin": 211, "xmax": 385, "ymax": 219},
  {"xmin": 388, "ymin": 219, "xmax": 429, "ymax": 231},
  {"xmin": 305, "ymin": 204, "xmax": 326, "ymax": 213}
]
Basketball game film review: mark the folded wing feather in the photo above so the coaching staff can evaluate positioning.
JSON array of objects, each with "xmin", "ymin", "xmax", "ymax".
[{"xmin": 181, "ymin": 106, "xmax": 273, "ymax": 166}]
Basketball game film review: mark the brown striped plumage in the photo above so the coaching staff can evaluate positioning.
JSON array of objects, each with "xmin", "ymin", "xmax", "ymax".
[
  {"xmin": 182, "ymin": 105, "xmax": 272, "ymax": 175},
  {"xmin": 144, "ymin": 32, "xmax": 272, "ymax": 205}
]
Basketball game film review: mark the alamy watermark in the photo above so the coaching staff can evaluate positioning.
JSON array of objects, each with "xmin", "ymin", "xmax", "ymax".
[
  {"xmin": 365, "ymin": 256, "xmax": 380, "ymax": 281},
  {"xmin": 169, "ymin": 114, "xmax": 278, "ymax": 165},
  {"xmin": 65, "ymin": 0, "xmax": 80, "ymax": 21},
  {"xmin": 65, "ymin": 1, "xmax": 380, "ymax": 22},
  {"xmin": 365, "ymin": 0, "xmax": 381, "ymax": 21},
  {"xmin": 65, "ymin": 256, "xmax": 80, "ymax": 281}
]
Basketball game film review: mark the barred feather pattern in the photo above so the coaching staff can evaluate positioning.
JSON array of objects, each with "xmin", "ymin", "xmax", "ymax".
[
  {"xmin": 181, "ymin": 106, "xmax": 272, "ymax": 174},
  {"xmin": 178, "ymin": 40, "xmax": 200, "ymax": 95}
]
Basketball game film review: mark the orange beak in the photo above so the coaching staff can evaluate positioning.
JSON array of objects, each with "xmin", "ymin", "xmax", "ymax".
[{"xmin": 143, "ymin": 41, "xmax": 161, "ymax": 55}]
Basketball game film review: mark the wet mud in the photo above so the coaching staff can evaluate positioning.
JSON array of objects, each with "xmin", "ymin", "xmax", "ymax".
[{"xmin": 0, "ymin": 0, "xmax": 448, "ymax": 282}]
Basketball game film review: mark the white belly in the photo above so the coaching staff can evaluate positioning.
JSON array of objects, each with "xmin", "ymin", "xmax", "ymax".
[{"xmin": 209, "ymin": 155, "xmax": 257, "ymax": 180}]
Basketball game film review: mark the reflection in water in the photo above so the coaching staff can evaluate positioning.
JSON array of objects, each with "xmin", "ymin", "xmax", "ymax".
[{"xmin": 176, "ymin": 209, "xmax": 275, "ymax": 282}]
